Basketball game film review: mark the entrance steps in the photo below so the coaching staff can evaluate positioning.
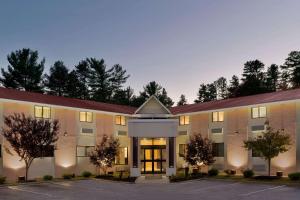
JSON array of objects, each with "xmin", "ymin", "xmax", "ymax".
[{"xmin": 135, "ymin": 175, "xmax": 170, "ymax": 184}]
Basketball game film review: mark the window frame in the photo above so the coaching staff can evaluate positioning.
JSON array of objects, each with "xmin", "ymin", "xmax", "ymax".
[
  {"xmin": 34, "ymin": 105, "xmax": 51, "ymax": 119},
  {"xmin": 115, "ymin": 115, "xmax": 126, "ymax": 126},
  {"xmin": 79, "ymin": 111, "xmax": 93, "ymax": 123},
  {"xmin": 251, "ymin": 106, "xmax": 267, "ymax": 119},
  {"xmin": 212, "ymin": 143, "xmax": 224, "ymax": 157},
  {"xmin": 212, "ymin": 111, "xmax": 224, "ymax": 122},
  {"xmin": 178, "ymin": 144, "xmax": 186, "ymax": 157},
  {"xmin": 179, "ymin": 115, "xmax": 190, "ymax": 126},
  {"xmin": 76, "ymin": 146, "xmax": 95, "ymax": 157},
  {"xmin": 115, "ymin": 147, "xmax": 128, "ymax": 165}
]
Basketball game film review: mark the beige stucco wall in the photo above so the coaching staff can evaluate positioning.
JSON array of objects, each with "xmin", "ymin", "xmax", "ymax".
[
  {"xmin": 226, "ymin": 108, "xmax": 248, "ymax": 173},
  {"xmin": 268, "ymin": 103, "xmax": 297, "ymax": 175}
]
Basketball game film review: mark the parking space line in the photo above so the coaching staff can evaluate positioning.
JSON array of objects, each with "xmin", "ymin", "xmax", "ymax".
[
  {"xmin": 239, "ymin": 185, "xmax": 286, "ymax": 196},
  {"xmin": 8, "ymin": 186, "xmax": 53, "ymax": 197}
]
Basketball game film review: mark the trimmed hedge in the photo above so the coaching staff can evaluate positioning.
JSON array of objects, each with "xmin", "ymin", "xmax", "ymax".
[
  {"xmin": 43, "ymin": 175, "xmax": 53, "ymax": 181},
  {"xmin": 0, "ymin": 176, "xmax": 6, "ymax": 184},
  {"xmin": 243, "ymin": 169, "xmax": 254, "ymax": 178},
  {"xmin": 208, "ymin": 168, "xmax": 219, "ymax": 176},
  {"xmin": 288, "ymin": 172, "xmax": 300, "ymax": 181},
  {"xmin": 62, "ymin": 173, "xmax": 74, "ymax": 179},
  {"xmin": 82, "ymin": 171, "xmax": 92, "ymax": 178}
]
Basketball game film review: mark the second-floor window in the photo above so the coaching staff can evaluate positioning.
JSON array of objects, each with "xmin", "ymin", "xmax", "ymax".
[
  {"xmin": 251, "ymin": 106, "xmax": 266, "ymax": 118},
  {"xmin": 34, "ymin": 106, "xmax": 51, "ymax": 119},
  {"xmin": 179, "ymin": 116, "xmax": 190, "ymax": 125},
  {"xmin": 80, "ymin": 111, "xmax": 93, "ymax": 122},
  {"xmin": 115, "ymin": 115, "xmax": 126, "ymax": 126},
  {"xmin": 212, "ymin": 111, "xmax": 224, "ymax": 122}
]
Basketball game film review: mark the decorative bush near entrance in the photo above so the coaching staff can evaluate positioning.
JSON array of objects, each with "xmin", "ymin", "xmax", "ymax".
[
  {"xmin": 82, "ymin": 171, "xmax": 92, "ymax": 178},
  {"xmin": 0, "ymin": 176, "xmax": 6, "ymax": 184},
  {"xmin": 208, "ymin": 168, "xmax": 219, "ymax": 176},
  {"xmin": 243, "ymin": 169, "xmax": 254, "ymax": 178},
  {"xmin": 62, "ymin": 174, "xmax": 74, "ymax": 179},
  {"xmin": 288, "ymin": 172, "xmax": 300, "ymax": 181},
  {"xmin": 43, "ymin": 175, "xmax": 53, "ymax": 181}
]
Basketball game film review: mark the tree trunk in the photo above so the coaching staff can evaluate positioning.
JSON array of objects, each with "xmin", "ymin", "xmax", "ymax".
[
  {"xmin": 25, "ymin": 164, "xmax": 29, "ymax": 182},
  {"xmin": 268, "ymin": 158, "xmax": 271, "ymax": 176}
]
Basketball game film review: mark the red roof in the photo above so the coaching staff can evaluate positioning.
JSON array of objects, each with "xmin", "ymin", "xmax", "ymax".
[
  {"xmin": 0, "ymin": 87, "xmax": 137, "ymax": 114},
  {"xmin": 1, "ymin": 87, "xmax": 300, "ymax": 115},
  {"xmin": 170, "ymin": 89, "xmax": 300, "ymax": 115}
]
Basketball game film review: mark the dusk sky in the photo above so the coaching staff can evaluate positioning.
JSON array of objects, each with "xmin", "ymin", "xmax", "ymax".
[{"xmin": 1, "ymin": 0, "xmax": 300, "ymax": 103}]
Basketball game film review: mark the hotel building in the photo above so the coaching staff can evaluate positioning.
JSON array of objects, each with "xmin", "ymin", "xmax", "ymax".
[{"xmin": 0, "ymin": 87, "xmax": 300, "ymax": 181}]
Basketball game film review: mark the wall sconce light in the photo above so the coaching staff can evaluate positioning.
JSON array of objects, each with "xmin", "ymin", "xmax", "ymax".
[
  {"xmin": 63, "ymin": 131, "xmax": 68, "ymax": 136},
  {"xmin": 234, "ymin": 130, "xmax": 239, "ymax": 134}
]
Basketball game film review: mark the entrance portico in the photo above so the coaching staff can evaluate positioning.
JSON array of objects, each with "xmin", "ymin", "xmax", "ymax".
[{"xmin": 127, "ymin": 96, "xmax": 178, "ymax": 177}]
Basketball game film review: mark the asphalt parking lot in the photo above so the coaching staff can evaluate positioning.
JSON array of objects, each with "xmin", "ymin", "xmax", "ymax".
[{"xmin": 0, "ymin": 179, "xmax": 299, "ymax": 200}]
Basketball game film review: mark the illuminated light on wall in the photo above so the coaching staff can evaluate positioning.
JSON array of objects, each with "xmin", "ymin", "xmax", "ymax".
[
  {"xmin": 4, "ymin": 157, "xmax": 25, "ymax": 170},
  {"xmin": 228, "ymin": 154, "xmax": 247, "ymax": 169},
  {"xmin": 273, "ymin": 155, "xmax": 294, "ymax": 169}
]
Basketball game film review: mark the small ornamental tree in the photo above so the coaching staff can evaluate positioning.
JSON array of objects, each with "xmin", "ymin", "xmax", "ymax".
[
  {"xmin": 89, "ymin": 134, "xmax": 119, "ymax": 175},
  {"xmin": 185, "ymin": 133, "xmax": 215, "ymax": 171},
  {"xmin": 244, "ymin": 121, "xmax": 291, "ymax": 176},
  {"xmin": 1, "ymin": 113, "xmax": 59, "ymax": 181}
]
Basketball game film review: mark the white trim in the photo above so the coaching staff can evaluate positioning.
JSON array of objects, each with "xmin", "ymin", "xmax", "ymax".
[
  {"xmin": 134, "ymin": 95, "xmax": 171, "ymax": 114},
  {"xmin": 0, "ymin": 98, "xmax": 133, "ymax": 116}
]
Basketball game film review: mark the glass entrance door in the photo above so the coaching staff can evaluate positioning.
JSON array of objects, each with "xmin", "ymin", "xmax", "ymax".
[{"xmin": 141, "ymin": 145, "xmax": 166, "ymax": 174}]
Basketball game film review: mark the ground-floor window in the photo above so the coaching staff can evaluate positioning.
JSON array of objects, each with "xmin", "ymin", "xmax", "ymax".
[
  {"xmin": 212, "ymin": 143, "xmax": 224, "ymax": 157},
  {"xmin": 76, "ymin": 146, "xmax": 94, "ymax": 157},
  {"xmin": 115, "ymin": 147, "xmax": 128, "ymax": 165},
  {"xmin": 36, "ymin": 145, "xmax": 55, "ymax": 157},
  {"xmin": 179, "ymin": 144, "xmax": 186, "ymax": 157}
]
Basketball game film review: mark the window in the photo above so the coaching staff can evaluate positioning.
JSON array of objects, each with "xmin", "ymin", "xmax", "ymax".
[
  {"xmin": 251, "ymin": 106, "xmax": 266, "ymax": 118},
  {"xmin": 212, "ymin": 143, "xmax": 224, "ymax": 157},
  {"xmin": 179, "ymin": 144, "xmax": 186, "ymax": 157},
  {"xmin": 79, "ymin": 111, "xmax": 93, "ymax": 122},
  {"xmin": 36, "ymin": 145, "xmax": 54, "ymax": 157},
  {"xmin": 76, "ymin": 146, "xmax": 94, "ymax": 157},
  {"xmin": 34, "ymin": 106, "xmax": 51, "ymax": 119},
  {"xmin": 115, "ymin": 115, "xmax": 126, "ymax": 126},
  {"xmin": 251, "ymin": 125, "xmax": 265, "ymax": 132},
  {"xmin": 117, "ymin": 131, "xmax": 127, "ymax": 136},
  {"xmin": 179, "ymin": 116, "xmax": 190, "ymax": 125},
  {"xmin": 115, "ymin": 147, "xmax": 128, "ymax": 165},
  {"xmin": 211, "ymin": 128, "xmax": 223, "ymax": 134},
  {"xmin": 81, "ymin": 128, "xmax": 94, "ymax": 134},
  {"xmin": 212, "ymin": 111, "xmax": 224, "ymax": 122}
]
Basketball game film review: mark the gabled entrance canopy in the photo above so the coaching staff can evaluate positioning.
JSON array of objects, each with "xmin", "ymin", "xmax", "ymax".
[{"xmin": 134, "ymin": 96, "xmax": 173, "ymax": 118}]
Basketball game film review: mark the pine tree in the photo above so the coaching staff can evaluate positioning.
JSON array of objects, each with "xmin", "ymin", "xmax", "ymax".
[
  {"xmin": 194, "ymin": 83, "xmax": 217, "ymax": 103},
  {"xmin": 112, "ymin": 87, "xmax": 134, "ymax": 105},
  {"xmin": 158, "ymin": 88, "xmax": 174, "ymax": 108},
  {"xmin": 64, "ymin": 70, "xmax": 87, "ymax": 99},
  {"xmin": 44, "ymin": 61, "xmax": 69, "ymax": 96},
  {"xmin": 228, "ymin": 75, "xmax": 240, "ymax": 98},
  {"xmin": 214, "ymin": 77, "xmax": 228, "ymax": 99},
  {"xmin": 281, "ymin": 51, "xmax": 300, "ymax": 88},
  {"xmin": 237, "ymin": 60, "xmax": 268, "ymax": 96},
  {"xmin": 177, "ymin": 94, "xmax": 187, "ymax": 106},
  {"xmin": 266, "ymin": 64, "xmax": 279, "ymax": 92},
  {"xmin": 0, "ymin": 48, "xmax": 45, "ymax": 92},
  {"xmin": 74, "ymin": 60, "xmax": 91, "ymax": 99}
]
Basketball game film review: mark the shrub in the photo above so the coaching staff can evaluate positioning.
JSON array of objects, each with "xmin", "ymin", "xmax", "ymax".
[
  {"xmin": 243, "ymin": 169, "xmax": 254, "ymax": 178},
  {"xmin": 0, "ymin": 176, "xmax": 6, "ymax": 184},
  {"xmin": 288, "ymin": 172, "xmax": 300, "ymax": 181},
  {"xmin": 82, "ymin": 171, "xmax": 92, "ymax": 178},
  {"xmin": 62, "ymin": 173, "xmax": 74, "ymax": 179},
  {"xmin": 224, "ymin": 169, "xmax": 236, "ymax": 176},
  {"xmin": 43, "ymin": 175, "xmax": 53, "ymax": 181},
  {"xmin": 208, "ymin": 168, "xmax": 219, "ymax": 176}
]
